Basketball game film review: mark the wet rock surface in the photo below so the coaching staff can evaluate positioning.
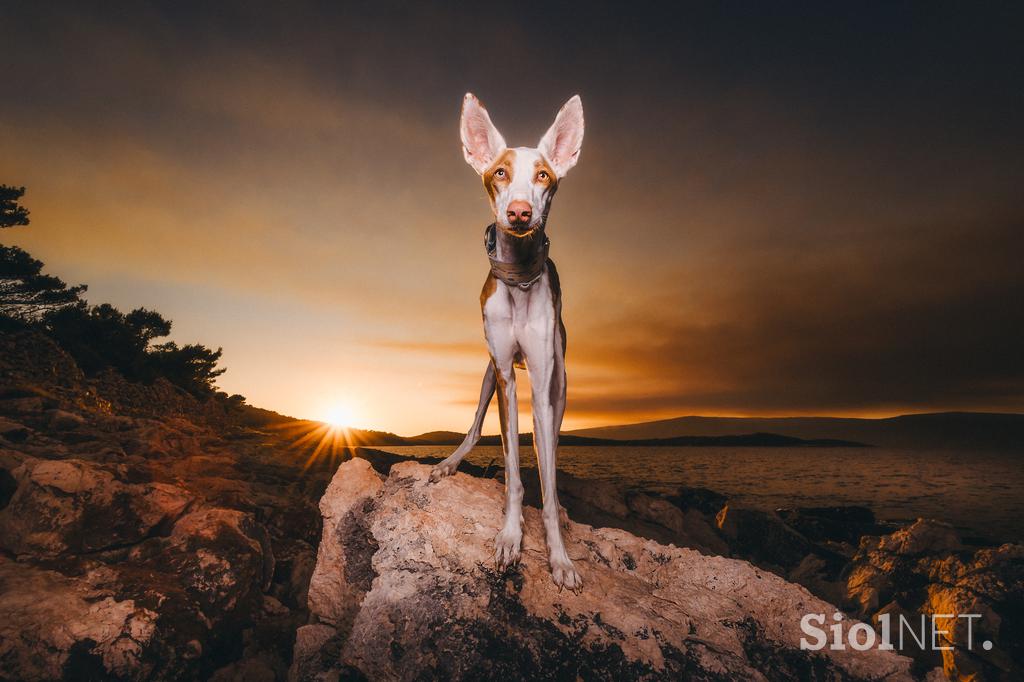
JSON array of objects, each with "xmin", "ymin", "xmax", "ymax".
[{"xmin": 293, "ymin": 459, "xmax": 916, "ymax": 681}]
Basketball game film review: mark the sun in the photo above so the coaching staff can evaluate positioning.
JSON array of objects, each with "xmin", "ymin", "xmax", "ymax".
[{"xmin": 321, "ymin": 403, "xmax": 357, "ymax": 429}]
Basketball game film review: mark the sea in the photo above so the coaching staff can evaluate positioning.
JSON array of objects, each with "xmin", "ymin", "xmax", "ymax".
[{"xmin": 384, "ymin": 445, "xmax": 1024, "ymax": 545}]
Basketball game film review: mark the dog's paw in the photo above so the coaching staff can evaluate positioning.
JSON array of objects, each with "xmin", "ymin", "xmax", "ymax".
[
  {"xmin": 429, "ymin": 459, "xmax": 458, "ymax": 482},
  {"xmin": 550, "ymin": 554, "xmax": 583, "ymax": 593},
  {"xmin": 494, "ymin": 527, "xmax": 522, "ymax": 570}
]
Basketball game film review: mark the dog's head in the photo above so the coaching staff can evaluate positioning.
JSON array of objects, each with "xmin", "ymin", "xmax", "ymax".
[{"xmin": 460, "ymin": 93, "xmax": 584, "ymax": 234}]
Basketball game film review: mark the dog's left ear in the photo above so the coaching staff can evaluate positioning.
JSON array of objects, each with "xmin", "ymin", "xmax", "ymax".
[{"xmin": 539, "ymin": 95, "xmax": 585, "ymax": 176}]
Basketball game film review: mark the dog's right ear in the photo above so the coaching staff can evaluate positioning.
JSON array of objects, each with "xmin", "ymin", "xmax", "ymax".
[{"xmin": 460, "ymin": 93, "xmax": 507, "ymax": 175}]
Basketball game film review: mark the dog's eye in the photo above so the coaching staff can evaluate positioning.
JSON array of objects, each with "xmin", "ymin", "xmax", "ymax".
[
  {"xmin": 537, "ymin": 171, "xmax": 549, "ymax": 180},
  {"xmin": 495, "ymin": 168, "xmax": 506, "ymax": 178}
]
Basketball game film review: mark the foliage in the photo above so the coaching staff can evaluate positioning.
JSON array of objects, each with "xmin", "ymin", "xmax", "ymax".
[
  {"xmin": 0, "ymin": 185, "xmax": 30, "ymax": 228},
  {"xmin": 0, "ymin": 245, "xmax": 87, "ymax": 319},
  {"xmin": 147, "ymin": 341, "xmax": 226, "ymax": 396},
  {"xmin": 1, "ymin": 184, "xmax": 227, "ymax": 396},
  {"xmin": 44, "ymin": 303, "xmax": 225, "ymax": 396}
]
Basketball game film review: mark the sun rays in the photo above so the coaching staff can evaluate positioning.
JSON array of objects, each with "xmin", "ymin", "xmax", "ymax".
[{"xmin": 269, "ymin": 402, "xmax": 370, "ymax": 473}]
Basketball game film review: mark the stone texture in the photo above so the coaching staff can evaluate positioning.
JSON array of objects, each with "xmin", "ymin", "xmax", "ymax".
[
  {"xmin": 0, "ymin": 457, "xmax": 194, "ymax": 557},
  {"xmin": 294, "ymin": 459, "xmax": 916, "ymax": 681},
  {"xmin": 847, "ymin": 520, "xmax": 1024, "ymax": 680},
  {"xmin": 0, "ymin": 557, "xmax": 163, "ymax": 680}
]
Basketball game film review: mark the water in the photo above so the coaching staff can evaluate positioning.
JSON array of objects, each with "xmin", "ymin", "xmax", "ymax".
[{"xmin": 384, "ymin": 445, "xmax": 1024, "ymax": 544}]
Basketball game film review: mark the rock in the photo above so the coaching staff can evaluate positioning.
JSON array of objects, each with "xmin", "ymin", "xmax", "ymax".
[
  {"xmin": 666, "ymin": 485, "xmax": 729, "ymax": 517},
  {"xmin": 716, "ymin": 502, "xmax": 814, "ymax": 571},
  {"xmin": 788, "ymin": 553, "xmax": 847, "ymax": 607},
  {"xmin": 875, "ymin": 519, "xmax": 962, "ymax": 556},
  {"xmin": 270, "ymin": 538, "xmax": 318, "ymax": 609},
  {"xmin": 306, "ymin": 457, "xmax": 383, "ymax": 631},
  {"xmin": 293, "ymin": 460, "xmax": 915, "ymax": 681},
  {"xmin": 209, "ymin": 655, "xmax": 278, "ymax": 682},
  {"xmin": 48, "ymin": 409, "xmax": 88, "ymax": 431},
  {"xmin": 0, "ymin": 396, "xmax": 45, "ymax": 416},
  {"xmin": 0, "ymin": 557, "xmax": 162, "ymax": 681},
  {"xmin": 152, "ymin": 507, "xmax": 276, "ymax": 618},
  {"xmin": 0, "ymin": 457, "xmax": 194, "ymax": 557},
  {"xmin": 555, "ymin": 471, "xmax": 631, "ymax": 519},
  {"xmin": 626, "ymin": 491, "xmax": 687, "ymax": 533},
  {"xmin": 0, "ymin": 504, "xmax": 279, "ymax": 681},
  {"xmin": 625, "ymin": 490, "xmax": 729, "ymax": 555},
  {"xmin": 847, "ymin": 523, "xmax": 1024, "ymax": 680},
  {"xmin": 0, "ymin": 416, "xmax": 30, "ymax": 443},
  {"xmin": 777, "ymin": 506, "xmax": 879, "ymax": 545}
]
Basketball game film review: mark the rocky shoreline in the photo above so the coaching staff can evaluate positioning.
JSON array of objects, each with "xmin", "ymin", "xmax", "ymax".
[{"xmin": 0, "ymin": 330, "xmax": 1021, "ymax": 680}]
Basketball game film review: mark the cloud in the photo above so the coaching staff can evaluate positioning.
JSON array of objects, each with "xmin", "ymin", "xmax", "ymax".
[{"xmin": 2, "ymin": 3, "xmax": 1022, "ymax": 432}]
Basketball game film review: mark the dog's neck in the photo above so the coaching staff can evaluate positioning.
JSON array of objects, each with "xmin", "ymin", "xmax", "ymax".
[
  {"xmin": 485, "ymin": 221, "xmax": 550, "ymax": 289},
  {"xmin": 489, "ymin": 222, "xmax": 547, "ymax": 264}
]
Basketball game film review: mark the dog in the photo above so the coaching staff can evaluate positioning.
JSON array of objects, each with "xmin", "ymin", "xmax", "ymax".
[{"xmin": 430, "ymin": 93, "xmax": 585, "ymax": 591}]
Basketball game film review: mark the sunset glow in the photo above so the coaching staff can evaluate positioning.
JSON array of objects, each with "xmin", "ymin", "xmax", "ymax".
[
  {"xmin": 320, "ymin": 403, "xmax": 358, "ymax": 430},
  {"xmin": 2, "ymin": 4, "xmax": 1021, "ymax": 436}
]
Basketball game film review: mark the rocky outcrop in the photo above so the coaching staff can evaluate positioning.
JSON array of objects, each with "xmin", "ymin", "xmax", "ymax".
[
  {"xmin": 0, "ymin": 504, "xmax": 274, "ymax": 680},
  {"xmin": 0, "ymin": 457, "xmax": 194, "ymax": 556},
  {"xmin": 2, "ymin": 328, "xmax": 1020, "ymax": 680},
  {"xmin": 293, "ymin": 459, "xmax": 916, "ymax": 681},
  {"xmin": 846, "ymin": 520, "xmax": 1023, "ymax": 681},
  {"xmin": 0, "ymin": 333, "xmax": 340, "ymax": 680}
]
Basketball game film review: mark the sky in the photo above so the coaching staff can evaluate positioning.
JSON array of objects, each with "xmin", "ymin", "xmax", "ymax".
[{"xmin": 2, "ymin": 1, "xmax": 1022, "ymax": 434}]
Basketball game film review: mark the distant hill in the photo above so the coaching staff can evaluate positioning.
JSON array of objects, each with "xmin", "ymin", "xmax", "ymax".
[
  {"xmin": 567, "ymin": 412, "xmax": 1024, "ymax": 451},
  {"xmin": 385, "ymin": 431, "xmax": 866, "ymax": 448},
  {"xmin": 256, "ymin": 412, "xmax": 1022, "ymax": 451}
]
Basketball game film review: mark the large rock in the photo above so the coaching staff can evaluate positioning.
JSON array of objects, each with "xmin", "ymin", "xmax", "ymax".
[
  {"xmin": 0, "ymin": 557, "xmax": 163, "ymax": 680},
  {"xmin": 0, "ymin": 457, "xmax": 194, "ymax": 557},
  {"xmin": 0, "ymin": 505, "xmax": 276, "ymax": 681},
  {"xmin": 293, "ymin": 459, "xmax": 915, "ymax": 681},
  {"xmin": 716, "ymin": 502, "xmax": 815, "ymax": 571},
  {"xmin": 847, "ymin": 521, "xmax": 1023, "ymax": 680}
]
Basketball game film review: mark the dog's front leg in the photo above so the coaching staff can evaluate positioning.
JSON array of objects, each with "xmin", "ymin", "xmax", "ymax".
[
  {"xmin": 521, "ymin": 319, "xmax": 582, "ymax": 592},
  {"xmin": 492, "ymin": 352, "xmax": 524, "ymax": 569},
  {"xmin": 430, "ymin": 362, "xmax": 495, "ymax": 481}
]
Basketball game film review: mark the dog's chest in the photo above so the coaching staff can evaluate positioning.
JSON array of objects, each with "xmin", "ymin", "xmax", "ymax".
[{"xmin": 483, "ymin": 274, "xmax": 558, "ymax": 332}]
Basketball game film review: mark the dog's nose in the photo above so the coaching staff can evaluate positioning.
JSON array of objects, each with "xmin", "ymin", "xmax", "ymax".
[{"xmin": 506, "ymin": 201, "xmax": 532, "ymax": 226}]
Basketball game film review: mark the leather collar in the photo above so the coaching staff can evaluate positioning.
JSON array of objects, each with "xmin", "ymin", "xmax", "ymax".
[{"xmin": 484, "ymin": 223, "xmax": 549, "ymax": 289}]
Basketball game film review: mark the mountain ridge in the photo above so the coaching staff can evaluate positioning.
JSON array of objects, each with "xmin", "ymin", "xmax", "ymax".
[{"xmin": 566, "ymin": 411, "xmax": 1024, "ymax": 450}]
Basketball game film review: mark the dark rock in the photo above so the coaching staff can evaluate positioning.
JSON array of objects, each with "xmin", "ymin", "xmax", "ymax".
[
  {"xmin": 778, "ymin": 506, "xmax": 879, "ymax": 545},
  {"xmin": 0, "ymin": 417, "xmax": 30, "ymax": 443},
  {"xmin": 0, "ymin": 457, "xmax": 194, "ymax": 557},
  {"xmin": 716, "ymin": 503, "xmax": 814, "ymax": 571},
  {"xmin": 666, "ymin": 485, "xmax": 729, "ymax": 516},
  {"xmin": 48, "ymin": 409, "xmax": 88, "ymax": 431},
  {"xmin": 846, "ymin": 520, "xmax": 1023, "ymax": 680}
]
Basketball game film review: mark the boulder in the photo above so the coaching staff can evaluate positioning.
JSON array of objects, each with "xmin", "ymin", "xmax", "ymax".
[
  {"xmin": 847, "ymin": 522, "xmax": 1023, "ymax": 680},
  {"xmin": 0, "ymin": 557, "xmax": 163, "ymax": 681},
  {"xmin": 0, "ymin": 505, "xmax": 277, "ymax": 681},
  {"xmin": 626, "ymin": 490, "xmax": 729, "ymax": 555},
  {"xmin": 777, "ymin": 506, "xmax": 879, "ymax": 545},
  {"xmin": 875, "ymin": 519, "xmax": 962, "ymax": 557},
  {"xmin": 0, "ymin": 416, "xmax": 30, "ymax": 443},
  {"xmin": 293, "ymin": 459, "xmax": 915, "ymax": 681},
  {"xmin": 48, "ymin": 409, "xmax": 88, "ymax": 431},
  {"xmin": 0, "ymin": 457, "xmax": 194, "ymax": 557},
  {"xmin": 716, "ymin": 503, "xmax": 814, "ymax": 571},
  {"xmin": 166, "ymin": 508, "xmax": 274, "ymax": 605}
]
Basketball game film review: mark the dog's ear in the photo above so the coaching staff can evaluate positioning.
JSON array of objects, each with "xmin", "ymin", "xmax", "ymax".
[
  {"xmin": 460, "ymin": 93, "xmax": 507, "ymax": 175},
  {"xmin": 539, "ymin": 95, "xmax": 584, "ymax": 176}
]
